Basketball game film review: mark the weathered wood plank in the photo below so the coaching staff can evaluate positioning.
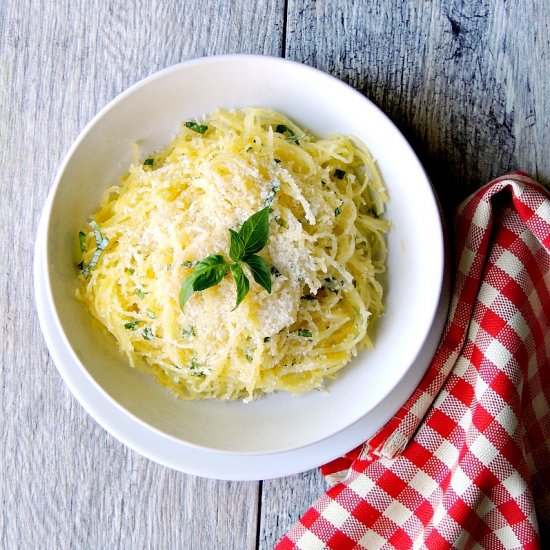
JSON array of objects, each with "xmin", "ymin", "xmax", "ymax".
[
  {"xmin": 259, "ymin": 471, "xmax": 328, "ymax": 549},
  {"xmin": 0, "ymin": 1, "xmax": 283, "ymax": 549}
]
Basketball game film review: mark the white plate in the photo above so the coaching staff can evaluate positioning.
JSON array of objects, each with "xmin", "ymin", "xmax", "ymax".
[
  {"xmin": 41, "ymin": 56, "xmax": 446, "ymax": 456},
  {"xmin": 34, "ymin": 201, "xmax": 450, "ymax": 480}
]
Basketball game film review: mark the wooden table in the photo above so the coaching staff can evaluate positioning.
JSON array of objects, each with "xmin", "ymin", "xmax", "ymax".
[{"xmin": 2, "ymin": 1, "xmax": 549, "ymax": 548}]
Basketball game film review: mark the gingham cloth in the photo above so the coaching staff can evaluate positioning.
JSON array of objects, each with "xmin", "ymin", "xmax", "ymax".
[{"xmin": 277, "ymin": 173, "xmax": 550, "ymax": 550}]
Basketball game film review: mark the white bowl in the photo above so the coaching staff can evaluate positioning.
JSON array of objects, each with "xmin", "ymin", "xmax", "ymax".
[{"xmin": 39, "ymin": 55, "xmax": 444, "ymax": 455}]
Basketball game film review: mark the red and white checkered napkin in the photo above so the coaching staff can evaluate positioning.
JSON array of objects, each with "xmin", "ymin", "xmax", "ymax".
[{"xmin": 277, "ymin": 173, "xmax": 550, "ymax": 550}]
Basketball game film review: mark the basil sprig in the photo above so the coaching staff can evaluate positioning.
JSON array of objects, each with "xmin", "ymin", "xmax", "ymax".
[{"xmin": 179, "ymin": 207, "xmax": 272, "ymax": 311}]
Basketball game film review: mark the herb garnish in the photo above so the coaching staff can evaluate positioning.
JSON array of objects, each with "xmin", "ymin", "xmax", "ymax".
[
  {"xmin": 182, "ymin": 326, "xmax": 196, "ymax": 337},
  {"xmin": 334, "ymin": 206, "xmax": 342, "ymax": 216},
  {"xmin": 78, "ymin": 231, "xmax": 86, "ymax": 252},
  {"xmin": 142, "ymin": 327, "xmax": 154, "ymax": 340},
  {"xmin": 143, "ymin": 158, "xmax": 155, "ymax": 166},
  {"xmin": 275, "ymin": 124, "xmax": 304, "ymax": 145},
  {"xmin": 298, "ymin": 328, "xmax": 312, "ymax": 338},
  {"xmin": 146, "ymin": 309, "xmax": 156, "ymax": 319},
  {"xmin": 81, "ymin": 221, "xmax": 110, "ymax": 278},
  {"xmin": 124, "ymin": 320, "xmax": 139, "ymax": 330},
  {"xmin": 334, "ymin": 169, "xmax": 346, "ymax": 180},
  {"xmin": 184, "ymin": 121, "xmax": 208, "ymax": 134},
  {"xmin": 189, "ymin": 357, "xmax": 206, "ymax": 377},
  {"xmin": 179, "ymin": 207, "xmax": 272, "ymax": 310},
  {"xmin": 135, "ymin": 288, "xmax": 146, "ymax": 299}
]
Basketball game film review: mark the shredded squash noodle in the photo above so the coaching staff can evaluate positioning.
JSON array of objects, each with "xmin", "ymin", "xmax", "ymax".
[{"xmin": 76, "ymin": 108, "xmax": 390, "ymax": 400}]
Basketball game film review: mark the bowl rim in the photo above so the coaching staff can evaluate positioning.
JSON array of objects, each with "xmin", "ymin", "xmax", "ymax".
[{"xmin": 39, "ymin": 53, "xmax": 446, "ymax": 455}]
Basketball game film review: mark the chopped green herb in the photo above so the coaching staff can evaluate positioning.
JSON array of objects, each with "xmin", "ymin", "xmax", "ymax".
[
  {"xmin": 334, "ymin": 169, "xmax": 346, "ymax": 180},
  {"xmin": 143, "ymin": 158, "xmax": 155, "ymax": 166},
  {"xmin": 323, "ymin": 277, "xmax": 342, "ymax": 293},
  {"xmin": 78, "ymin": 231, "xmax": 86, "ymax": 252},
  {"xmin": 298, "ymin": 328, "xmax": 312, "ymax": 338},
  {"xmin": 82, "ymin": 221, "xmax": 109, "ymax": 278},
  {"xmin": 274, "ymin": 158, "xmax": 281, "ymax": 163},
  {"xmin": 142, "ymin": 327, "xmax": 154, "ymax": 340},
  {"xmin": 135, "ymin": 288, "xmax": 146, "ymax": 299},
  {"xmin": 146, "ymin": 309, "xmax": 156, "ymax": 319},
  {"xmin": 184, "ymin": 121, "xmax": 208, "ymax": 134},
  {"xmin": 262, "ymin": 183, "xmax": 280, "ymax": 208},
  {"xmin": 245, "ymin": 347, "xmax": 255, "ymax": 362},
  {"xmin": 91, "ymin": 221, "xmax": 102, "ymax": 244},
  {"xmin": 181, "ymin": 326, "xmax": 196, "ymax": 337},
  {"xmin": 334, "ymin": 206, "xmax": 342, "ymax": 216},
  {"xmin": 126, "ymin": 267, "xmax": 135, "ymax": 275},
  {"xmin": 274, "ymin": 124, "xmax": 303, "ymax": 145},
  {"xmin": 367, "ymin": 206, "xmax": 380, "ymax": 218},
  {"xmin": 124, "ymin": 320, "xmax": 139, "ymax": 330},
  {"xmin": 189, "ymin": 357, "xmax": 206, "ymax": 377}
]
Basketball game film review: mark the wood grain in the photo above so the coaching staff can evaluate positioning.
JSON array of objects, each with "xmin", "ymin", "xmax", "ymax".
[{"xmin": 2, "ymin": 0, "xmax": 550, "ymax": 548}]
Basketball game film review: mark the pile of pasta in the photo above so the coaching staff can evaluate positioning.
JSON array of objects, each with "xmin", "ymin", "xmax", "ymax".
[{"xmin": 76, "ymin": 108, "xmax": 389, "ymax": 400}]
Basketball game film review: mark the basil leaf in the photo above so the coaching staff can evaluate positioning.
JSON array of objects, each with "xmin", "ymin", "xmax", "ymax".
[
  {"xmin": 181, "ymin": 326, "xmax": 196, "ymax": 337},
  {"xmin": 274, "ymin": 124, "xmax": 303, "ymax": 144},
  {"xmin": 228, "ymin": 228, "xmax": 245, "ymax": 262},
  {"xmin": 179, "ymin": 254, "xmax": 229, "ymax": 310},
  {"xmin": 334, "ymin": 169, "xmax": 346, "ymax": 180},
  {"xmin": 184, "ymin": 121, "xmax": 208, "ymax": 134},
  {"xmin": 238, "ymin": 207, "xmax": 270, "ymax": 256},
  {"xmin": 193, "ymin": 255, "xmax": 229, "ymax": 289},
  {"xmin": 82, "ymin": 236, "xmax": 109, "ymax": 278},
  {"xmin": 244, "ymin": 254, "xmax": 271, "ymax": 293},
  {"xmin": 90, "ymin": 220, "xmax": 102, "ymax": 244},
  {"xmin": 275, "ymin": 124, "xmax": 294, "ymax": 136},
  {"xmin": 78, "ymin": 231, "xmax": 86, "ymax": 252},
  {"xmin": 230, "ymin": 263, "xmax": 250, "ymax": 309}
]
